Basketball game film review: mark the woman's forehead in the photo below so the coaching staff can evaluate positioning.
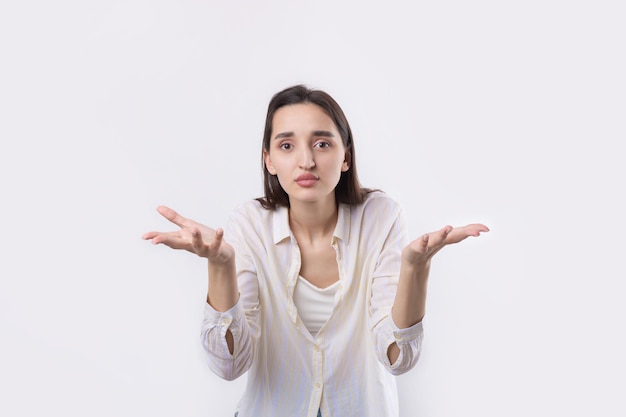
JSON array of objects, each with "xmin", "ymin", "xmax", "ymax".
[{"xmin": 272, "ymin": 103, "xmax": 337, "ymax": 132}]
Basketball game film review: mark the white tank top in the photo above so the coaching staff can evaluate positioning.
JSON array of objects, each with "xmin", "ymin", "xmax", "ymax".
[{"xmin": 293, "ymin": 276, "xmax": 340, "ymax": 336}]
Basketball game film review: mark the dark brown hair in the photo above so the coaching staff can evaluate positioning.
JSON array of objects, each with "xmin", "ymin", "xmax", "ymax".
[{"xmin": 257, "ymin": 84, "xmax": 372, "ymax": 209}]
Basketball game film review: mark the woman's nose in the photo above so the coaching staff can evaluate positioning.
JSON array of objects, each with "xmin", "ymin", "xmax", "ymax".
[{"xmin": 298, "ymin": 148, "xmax": 315, "ymax": 169}]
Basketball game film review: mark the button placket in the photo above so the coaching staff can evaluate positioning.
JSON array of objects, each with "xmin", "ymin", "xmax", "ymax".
[
  {"xmin": 286, "ymin": 236, "xmax": 301, "ymax": 324},
  {"xmin": 309, "ymin": 340, "xmax": 324, "ymax": 416},
  {"xmin": 331, "ymin": 240, "xmax": 346, "ymax": 304}
]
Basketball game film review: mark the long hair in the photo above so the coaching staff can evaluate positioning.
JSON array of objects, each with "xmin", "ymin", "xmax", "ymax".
[{"xmin": 257, "ymin": 85, "xmax": 372, "ymax": 209}]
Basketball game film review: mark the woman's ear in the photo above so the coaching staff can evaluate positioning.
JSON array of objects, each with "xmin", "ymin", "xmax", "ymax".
[
  {"xmin": 342, "ymin": 152, "xmax": 350, "ymax": 172},
  {"xmin": 263, "ymin": 150, "xmax": 277, "ymax": 175}
]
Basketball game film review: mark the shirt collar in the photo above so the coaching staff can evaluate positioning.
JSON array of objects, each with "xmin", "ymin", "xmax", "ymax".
[
  {"xmin": 334, "ymin": 203, "xmax": 350, "ymax": 243},
  {"xmin": 272, "ymin": 206, "xmax": 291, "ymax": 244},
  {"xmin": 271, "ymin": 203, "xmax": 351, "ymax": 244}
]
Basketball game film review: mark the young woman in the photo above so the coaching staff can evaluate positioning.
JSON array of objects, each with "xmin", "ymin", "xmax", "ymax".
[{"xmin": 142, "ymin": 85, "xmax": 488, "ymax": 417}]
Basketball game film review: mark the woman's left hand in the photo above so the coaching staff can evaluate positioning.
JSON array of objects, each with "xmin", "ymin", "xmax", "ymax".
[{"xmin": 402, "ymin": 223, "xmax": 490, "ymax": 268}]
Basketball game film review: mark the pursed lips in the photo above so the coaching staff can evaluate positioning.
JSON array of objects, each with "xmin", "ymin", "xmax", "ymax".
[
  {"xmin": 295, "ymin": 173, "xmax": 319, "ymax": 187},
  {"xmin": 295, "ymin": 174, "xmax": 318, "ymax": 181}
]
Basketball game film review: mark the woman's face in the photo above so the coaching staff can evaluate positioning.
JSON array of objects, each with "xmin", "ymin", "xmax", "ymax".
[{"xmin": 264, "ymin": 103, "xmax": 349, "ymax": 206}]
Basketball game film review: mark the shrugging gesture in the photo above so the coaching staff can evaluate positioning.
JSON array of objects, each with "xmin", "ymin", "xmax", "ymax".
[
  {"xmin": 142, "ymin": 205, "xmax": 238, "ymax": 313},
  {"xmin": 142, "ymin": 205, "xmax": 234, "ymax": 264},
  {"xmin": 388, "ymin": 222, "xmax": 489, "ymax": 365},
  {"xmin": 142, "ymin": 85, "xmax": 492, "ymax": 415},
  {"xmin": 402, "ymin": 223, "xmax": 490, "ymax": 267}
]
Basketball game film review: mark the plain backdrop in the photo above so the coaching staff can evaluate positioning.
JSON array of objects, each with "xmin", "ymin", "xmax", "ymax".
[{"xmin": 1, "ymin": 1, "xmax": 624, "ymax": 416}]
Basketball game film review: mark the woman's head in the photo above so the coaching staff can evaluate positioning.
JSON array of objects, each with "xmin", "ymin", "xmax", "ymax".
[{"xmin": 259, "ymin": 85, "xmax": 367, "ymax": 209}]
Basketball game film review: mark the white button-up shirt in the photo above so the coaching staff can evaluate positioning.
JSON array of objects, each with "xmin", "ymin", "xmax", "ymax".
[{"xmin": 201, "ymin": 192, "xmax": 423, "ymax": 417}]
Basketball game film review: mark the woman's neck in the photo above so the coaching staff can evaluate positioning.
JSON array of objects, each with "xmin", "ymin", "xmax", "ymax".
[{"xmin": 288, "ymin": 197, "xmax": 338, "ymax": 244}]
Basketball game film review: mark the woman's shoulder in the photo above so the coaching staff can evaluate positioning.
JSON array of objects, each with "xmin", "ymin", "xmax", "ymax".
[
  {"xmin": 230, "ymin": 198, "xmax": 272, "ymax": 220},
  {"xmin": 346, "ymin": 190, "xmax": 404, "ymax": 226},
  {"xmin": 361, "ymin": 190, "xmax": 402, "ymax": 212},
  {"xmin": 225, "ymin": 199, "xmax": 277, "ymax": 240}
]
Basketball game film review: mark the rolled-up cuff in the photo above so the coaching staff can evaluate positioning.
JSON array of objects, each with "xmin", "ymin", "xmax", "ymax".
[
  {"xmin": 203, "ymin": 297, "xmax": 244, "ymax": 328},
  {"xmin": 378, "ymin": 316, "xmax": 424, "ymax": 374}
]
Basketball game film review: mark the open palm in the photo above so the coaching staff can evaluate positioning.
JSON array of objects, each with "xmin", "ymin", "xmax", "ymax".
[
  {"xmin": 402, "ymin": 223, "xmax": 489, "ymax": 267},
  {"xmin": 142, "ymin": 206, "xmax": 234, "ymax": 264}
]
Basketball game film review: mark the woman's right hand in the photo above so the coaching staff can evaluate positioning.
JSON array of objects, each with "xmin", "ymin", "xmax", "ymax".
[{"xmin": 142, "ymin": 206, "xmax": 234, "ymax": 264}]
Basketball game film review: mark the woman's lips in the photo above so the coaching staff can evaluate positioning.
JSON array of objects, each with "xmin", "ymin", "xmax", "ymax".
[{"xmin": 295, "ymin": 174, "xmax": 318, "ymax": 187}]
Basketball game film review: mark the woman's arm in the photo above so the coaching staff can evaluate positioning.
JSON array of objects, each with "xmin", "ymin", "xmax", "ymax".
[
  {"xmin": 142, "ymin": 205, "xmax": 239, "ymax": 352},
  {"xmin": 388, "ymin": 224, "xmax": 489, "ymax": 364},
  {"xmin": 144, "ymin": 205, "xmax": 262, "ymax": 379}
]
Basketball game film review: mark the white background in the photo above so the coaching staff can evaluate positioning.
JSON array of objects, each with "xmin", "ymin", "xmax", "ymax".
[{"xmin": 1, "ymin": 1, "xmax": 624, "ymax": 416}]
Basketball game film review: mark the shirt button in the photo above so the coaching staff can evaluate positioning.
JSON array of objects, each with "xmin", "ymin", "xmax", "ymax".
[
  {"xmin": 314, "ymin": 345, "xmax": 320, "ymax": 352},
  {"xmin": 315, "ymin": 383, "xmax": 321, "ymax": 388}
]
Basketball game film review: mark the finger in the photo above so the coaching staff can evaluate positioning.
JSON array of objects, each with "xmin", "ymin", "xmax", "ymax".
[
  {"xmin": 142, "ymin": 231, "xmax": 173, "ymax": 244},
  {"xmin": 473, "ymin": 223, "xmax": 490, "ymax": 234},
  {"xmin": 440, "ymin": 225, "xmax": 453, "ymax": 240},
  {"xmin": 464, "ymin": 223, "xmax": 490, "ymax": 237},
  {"xmin": 190, "ymin": 227, "xmax": 206, "ymax": 253},
  {"xmin": 411, "ymin": 233, "xmax": 429, "ymax": 253},
  {"xmin": 150, "ymin": 233, "xmax": 181, "ymax": 245},
  {"xmin": 444, "ymin": 227, "xmax": 469, "ymax": 244},
  {"xmin": 142, "ymin": 231, "xmax": 160, "ymax": 240},
  {"xmin": 428, "ymin": 225, "xmax": 452, "ymax": 247},
  {"xmin": 207, "ymin": 228, "xmax": 225, "ymax": 253},
  {"xmin": 444, "ymin": 224, "xmax": 489, "ymax": 244},
  {"xmin": 151, "ymin": 233, "xmax": 189, "ymax": 249},
  {"xmin": 156, "ymin": 206, "xmax": 191, "ymax": 228}
]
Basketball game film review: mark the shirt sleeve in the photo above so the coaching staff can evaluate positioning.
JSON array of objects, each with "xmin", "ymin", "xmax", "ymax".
[
  {"xmin": 200, "ymin": 207, "xmax": 261, "ymax": 381},
  {"xmin": 374, "ymin": 312, "xmax": 424, "ymax": 375},
  {"xmin": 369, "ymin": 205, "xmax": 424, "ymax": 376}
]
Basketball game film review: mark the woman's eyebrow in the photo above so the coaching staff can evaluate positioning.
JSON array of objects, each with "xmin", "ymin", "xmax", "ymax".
[
  {"xmin": 274, "ymin": 130, "xmax": 335, "ymax": 140},
  {"xmin": 312, "ymin": 130, "xmax": 335, "ymax": 138},
  {"xmin": 274, "ymin": 132, "xmax": 294, "ymax": 140}
]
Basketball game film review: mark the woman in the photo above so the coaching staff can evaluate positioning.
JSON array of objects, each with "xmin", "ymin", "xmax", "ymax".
[{"xmin": 142, "ymin": 85, "xmax": 488, "ymax": 417}]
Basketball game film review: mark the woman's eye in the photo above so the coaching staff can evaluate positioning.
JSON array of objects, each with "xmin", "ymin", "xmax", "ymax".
[
  {"xmin": 279, "ymin": 143, "xmax": 292, "ymax": 150},
  {"xmin": 315, "ymin": 141, "xmax": 330, "ymax": 149}
]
